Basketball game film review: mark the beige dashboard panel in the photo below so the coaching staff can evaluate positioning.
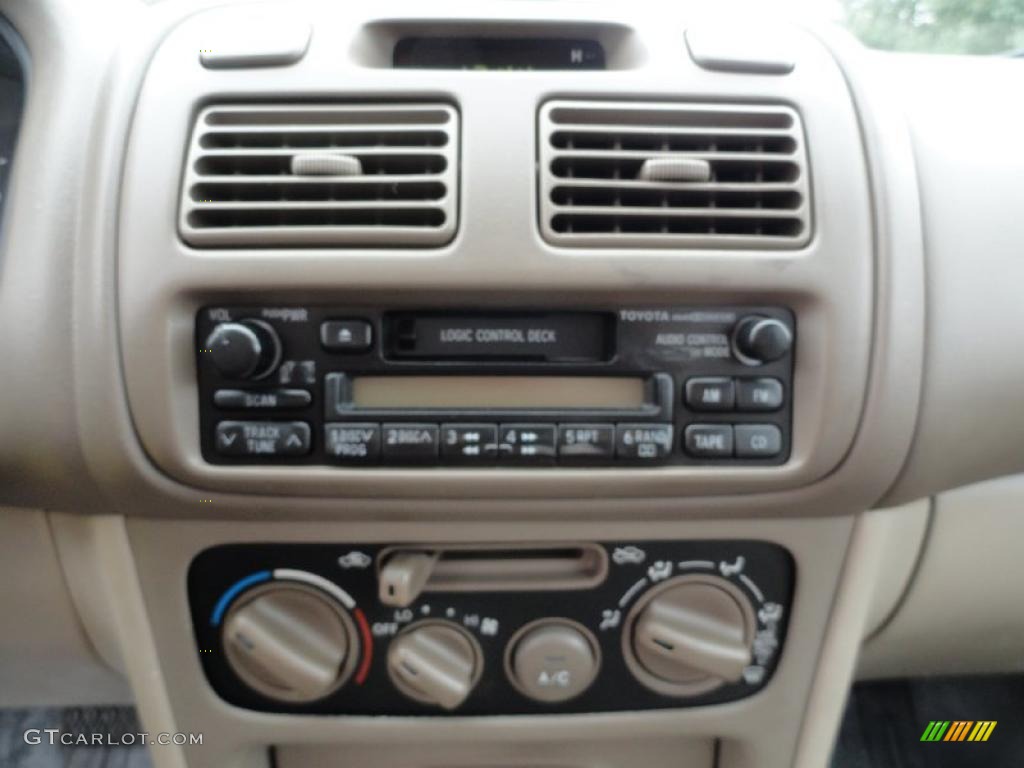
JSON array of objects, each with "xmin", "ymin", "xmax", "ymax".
[
  {"xmin": 0, "ymin": 0, "xmax": 924, "ymax": 521},
  {"xmin": 859, "ymin": 475, "xmax": 1024, "ymax": 679},
  {"xmin": 0, "ymin": 508, "xmax": 130, "ymax": 706},
  {"xmin": 118, "ymin": 3, "xmax": 875, "ymax": 502}
]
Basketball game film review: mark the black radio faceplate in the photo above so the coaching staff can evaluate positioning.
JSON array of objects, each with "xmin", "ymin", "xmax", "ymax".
[{"xmin": 195, "ymin": 306, "xmax": 795, "ymax": 467}]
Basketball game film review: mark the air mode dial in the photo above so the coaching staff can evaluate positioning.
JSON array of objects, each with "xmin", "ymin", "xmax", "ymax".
[
  {"xmin": 221, "ymin": 582, "xmax": 358, "ymax": 703},
  {"xmin": 623, "ymin": 575, "xmax": 755, "ymax": 697}
]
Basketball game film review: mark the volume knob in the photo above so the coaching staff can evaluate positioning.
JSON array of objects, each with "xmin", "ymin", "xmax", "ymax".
[
  {"xmin": 732, "ymin": 316, "xmax": 792, "ymax": 366},
  {"xmin": 204, "ymin": 320, "xmax": 282, "ymax": 380}
]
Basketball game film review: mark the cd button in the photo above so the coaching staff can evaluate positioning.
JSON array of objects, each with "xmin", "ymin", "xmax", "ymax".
[
  {"xmin": 683, "ymin": 424, "xmax": 734, "ymax": 458},
  {"xmin": 498, "ymin": 424, "xmax": 557, "ymax": 462},
  {"xmin": 557, "ymin": 424, "xmax": 615, "ymax": 460},
  {"xmin": 325, "ymin": 423, "xmax": 381, "ymax": 463},
  {"xmin": 616, "ymin": 424, "xmax": 674, "ymax": 461},
  {"xmin": 441, "ymin": 424, "xmax": 499, "ymax": 462},
  {"xmin": 684, "ymin": 377, "xmax": 736, "ymax": 411},
  {"xmin": 734, "ymin": 424, "xmax": 782, "ymax": 458},
  {"xmin": 381, "ymin": 424, "xmax": 439, "ymax": 463}
]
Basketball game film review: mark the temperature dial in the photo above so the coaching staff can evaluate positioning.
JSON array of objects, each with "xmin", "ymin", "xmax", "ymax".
[
  {"xmin": 221, "ymin": 582, "xmax": 358, "ymax": 703},
  {"xmin": 204, "ymin": 319, "xmax": 282, "ymax": 380},
  {"xmin": 732, "ymin": 315, "xmax": 792, "ymax": 365},
  {"xmin": 623, "ymin": 575, "xmax": 755, "ymax": 697},
  {"xmin": 387, "ymin": 621, "xmax": 483, "ymax": 710}
]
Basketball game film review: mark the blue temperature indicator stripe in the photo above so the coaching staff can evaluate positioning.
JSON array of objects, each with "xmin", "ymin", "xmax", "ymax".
[{"xmin": 210, "ymin": 571, "xmax": 272, "ymax": 626}]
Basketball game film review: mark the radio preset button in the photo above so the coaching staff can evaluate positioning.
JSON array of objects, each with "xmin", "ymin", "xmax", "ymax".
[
  {"xmin": 616, "ymin": 424, "xmax": 674, "ymax": 461},
  {"xmin": 381, "ymin": 424, "xmax": 440, "ymax": 462},
  {"xmin": 321, "ymin": 320, "xmax": 373, "ymax": 353},
  {"xmin": 557, "ymin": 424, "xmax": 615, "ymax": 460},
  {"xmin": 498, "ymin": 424, "xmax": 557, "ymax": 461},
  {"xmin": 683, "ymin": 424, "xmax": 734, "ymax": 458},
  {"xmin": 441, "ymin": 424, "xmax": 499, "ymax": 462},
  {"xmin": 214, "ymin": 388, "xmax": 311, "ymax": 410},
  {"xmin": 736, "ymin": 378, "xmax": 784, "ymax": 411},
  {"xmin": 734, "ymin": 424, "xmax": 782, "ymax": 458},
  {"xmin": 325, "ymin": 423, "xmax": 381, "ymax": 462},
  {"xmin": 684, "ymin": 377, "xmax": 736, "ymax": 411},
  {"xmin": 215, "ymin": 421, "xmax": 311, "ymax": 457}
]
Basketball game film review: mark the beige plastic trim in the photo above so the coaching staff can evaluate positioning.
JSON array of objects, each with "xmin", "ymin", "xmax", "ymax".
[
  {"xmin": 65, "ymin": 515, "xmax": 189, "ymax": 768},
  {"xmin": 859, "ymin": 499, "xmax": 930, "ymax": 640},
  {"xmin": 860, "ymin": 476, "xmax": 1024, "ymax": 678},
  {"xmin": 791, "ymin": 511, "xmax": 893, "ymax": 768},
  {"xmin": 0, "ymin": 509, "xmax": 131, "ymax": 706},
  {"xmin": 875, "ymin": 51, "xmax": 1024, "ymax": 503}
]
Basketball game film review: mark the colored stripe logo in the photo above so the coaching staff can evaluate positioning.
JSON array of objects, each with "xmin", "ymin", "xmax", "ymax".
[{"xmin": 921, "ymin": 721, "xmax": 996, "ymax": 742}]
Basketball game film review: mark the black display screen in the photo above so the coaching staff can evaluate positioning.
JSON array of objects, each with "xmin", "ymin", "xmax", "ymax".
[{"xmin": 393, "ymin": 37, "xmax": 605, "ymax": 70}]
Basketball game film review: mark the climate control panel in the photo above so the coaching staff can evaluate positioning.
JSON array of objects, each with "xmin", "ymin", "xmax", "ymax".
[{"xmin": 188, "ymin": 541, "xmax": 793, "ymax": 715}]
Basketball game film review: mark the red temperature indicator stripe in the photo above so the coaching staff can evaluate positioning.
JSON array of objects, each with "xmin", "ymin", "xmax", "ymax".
[{"xmin": 353, "ymin": 608, "xmax": 373, "ymax": 685}]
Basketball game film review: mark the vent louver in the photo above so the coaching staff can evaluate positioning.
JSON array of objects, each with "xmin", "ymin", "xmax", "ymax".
[
  {"xmin": 180, "ymin": 104, "xmax": 458, "ymax": 247},
  {"xmin": 539, "ymin": 101, "xmax": 811, "ymax": 248}
]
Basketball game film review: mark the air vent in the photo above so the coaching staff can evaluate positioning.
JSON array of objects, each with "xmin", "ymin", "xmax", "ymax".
[
  {"xmin": 539, "ymin": 101, "xmax": 811, "ymax": 248},
  {"xmin": 180, "ymin": 104, "xmax": 458, "ymax": 247}
]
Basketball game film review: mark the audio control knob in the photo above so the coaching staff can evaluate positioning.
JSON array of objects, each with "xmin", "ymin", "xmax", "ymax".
[
  {"xmin": 204, "ymin": 320, "xmax": 282, "ymax": 380},
  {"xmin": 221, "ymin": 583, "xmax": 359, "ymax": 703},
  {"xmin": 624, "ymin": 575, "xmax": 755, "ymax": 698},
  {"xmin": 387, "ymin": 621, "xmax": 483, "ymax": 710},
  {"xmin": 732, "ymin": 316, "xmax": 792, "ymax": 365}
]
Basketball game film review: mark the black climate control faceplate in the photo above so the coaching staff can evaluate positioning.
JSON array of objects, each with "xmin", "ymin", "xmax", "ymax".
[{"xmin": 188, "ymin": 540, "xmax": 794, "ymax": 716}]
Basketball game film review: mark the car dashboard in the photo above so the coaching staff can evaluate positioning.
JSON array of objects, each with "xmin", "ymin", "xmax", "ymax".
[{"xmin": 0, "ymin": 1, "xmax": 1023, "ymax": 768}]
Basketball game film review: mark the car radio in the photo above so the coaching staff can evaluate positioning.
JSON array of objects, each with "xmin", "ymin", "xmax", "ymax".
[{"xmin": 195, "ymin": 305, "xmax": 795, "ymax": 467}]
